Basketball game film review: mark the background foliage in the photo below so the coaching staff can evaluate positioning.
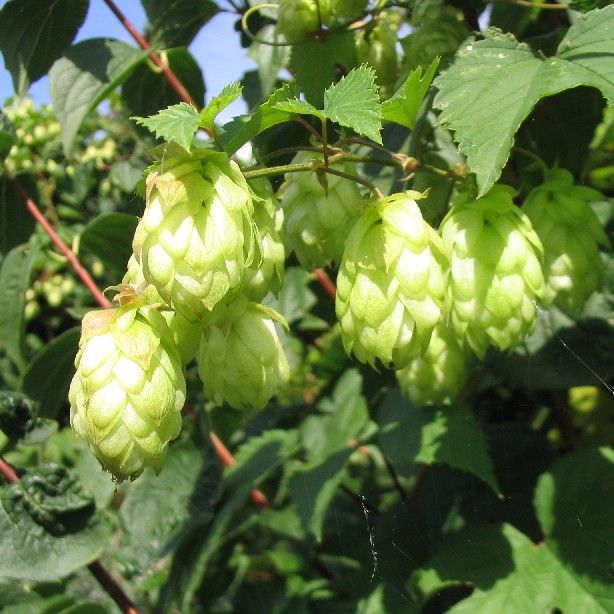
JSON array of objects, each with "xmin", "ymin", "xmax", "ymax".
[{"xmin": 0, "ymin": 0, "xmax": 613, "ymax": 612}]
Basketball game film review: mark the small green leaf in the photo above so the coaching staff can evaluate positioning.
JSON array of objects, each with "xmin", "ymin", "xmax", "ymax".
[
  {"xmin": 382, "ymin": 58, "xmax": 440, "ymax": 129},
  {"xmin": 378, "ymin": 389, "xmax": 499, "ymax": 493},
  {"xmin": 0, "ymin": 0, "xmax": 88, "ymax": 94},
  {"xmin": 324, "ymin": 65, "xmax": 382, "ymax": 144},
  {"xmin": 199, "ymin": 82, "xmax": 243, "ymax": 133},
  {"xmin": 0, "ymin": 243, "xmax": 39, "ymax": 371},
  {"xmin": 78, "ymin": 212, "xmax": 138, "ymax": 273},
  {"xmin": 220, "ymin": 82, "xmax": 299, "ymax": 154},
  {"xmin": 133, "ymin": 102, "xmax": 200, "ymax": 151},
  {"xmin": 20, "ymin": 327, "xmax": 79, "ymax": 419},
  {"xmin": 264, "ymin": 266, "xmax": 317, "ymax": 325},
  {"xmin": 274, "ymin": 98, "xmax": 324, "ymax": 119},
  {"xmin": 50, "ymin": 38, "xmax": 148, "ymax": 154}
]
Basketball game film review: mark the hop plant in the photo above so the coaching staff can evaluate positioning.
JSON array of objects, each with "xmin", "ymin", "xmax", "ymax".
[
  {"xmin": 336, "ymin": 191, "xmax": 448, "ymax": 368},
  {"xmin": 242, "ymin": 179, "xmax": 286, "ymax": 301},
  {"xmin": 396, "ymin": 322, "xmax": 470, "ymax": 406},
  {"xmin": 198, "ymin": 296, "xmax": 290, "ymax": 410},
  {"xmin": 133, "ymin": 147, "xmax": 258, "ymax": 321},
  {"xmin": 440, "ymin": 184, "xmax": 545, "ymax": 357},
  {"xmin": 522, "ymin": 169, "xmax": 609, "ymax": 315},
  {"xmin": 69, "ymin": 306, "xmax": 186, "ymax": 481},
  {"xmin": 280, "ymin": 151, "xmax": 365, "ymax": 269},
  {"xmin": 276, "ymin": 0, "xmax": 331, "ymax": 40}
]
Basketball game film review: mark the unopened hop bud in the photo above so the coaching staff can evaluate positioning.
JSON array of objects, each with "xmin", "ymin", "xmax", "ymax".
[
  {"xmin": 277, "ymin": 0, "xmax": 331, "ymax": 41},
  {"xmin": 133, "ymin": 147, "xmax": 258, "ymax": 320},
  {"xmin": 522, "ymin": 169, "xmax": 609, "ymax": 315},
  {"xmin": 69, "ymin": 306, "xmax": 186, "ymax": 480},
  {"xmin": 336, "ymin": 191, "xmax": 448, "ymax": 368},
  {"xmin": 198, "ymin": 296, "xmax": 290, "ymax": 410},
  {"xmin": 396, "ymin": 322, "xmax": 470, "ymax": 406},
  {"xmin": 242, "ymin": 178, "xmax": 285, "ymax": 301},
  {"xmin": 280, "ymin": 151, "xmax": 365, "ymax": 269},
  {"xmin": 122, "ymin": 256, "xmax": 200, "ymax": 365},
  {"xmin": 440, "ymin": 184, "xmax": 545, "ymax": 357}
]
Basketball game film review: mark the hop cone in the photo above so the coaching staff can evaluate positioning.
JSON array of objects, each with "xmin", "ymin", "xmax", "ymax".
[
  {"xmin": 440, "ymin": 184, "xmax": 545, "ymax": 357},
  {"xmin": 198, "ymin": 296, "xmax": 290, "ymax": 410},
  {"xmin": 522, "ymin": 169, "xmax": 609, "ymax": 315},
  {"xmin": 330, "ymin": 0, "xmax": 368, "ymax": 23},
  {"xmin": 280, "ymin": 151, "xmax": 365, "ymax": 269},
  {"xmin": 277, "ymin": 0, "xmax": 331, "ymax": 40},
  {"xmin": 242, "ymin": 178, "xmax": 285, "ymax": 301},
  {"xmin": 133, "ymin": 147, "xmax": 257, "ymax": 321},
  {"xmin": 396, "ymin": 322, "xmax": 470, "ymax": 406},
  {"xmin": 122, "ymin": 256, "xmax": 200, "ymax": 365},
  {"xmin": 69, "ymin": 306, "xmax": 185, "ymax": 480},
  {"xmin": 336, "ymin": 192, "xmax": 448, "ymax": 368}
]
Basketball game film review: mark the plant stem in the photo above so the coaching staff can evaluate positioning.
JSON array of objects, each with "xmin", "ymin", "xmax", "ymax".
[
  {"xmin": 0, "ymin": 457, "xmax": 140, "ymax": 614},
  {"xmin": 14, "ymin": 180, "xmax": 111, "ymax": 309},
  {"xmin": 313, "ymin": 268, "xmax": 336, "ymax": 300},
  {"xmin": 243, "ymin": 161, "xmax": 317, "ymax": 179},
  {"xmin": 209, "ymin": 432, "xmax": 270, "ymax": 507},
  {"xmin": 323, "ymin": 166, "xmax": 383, "ymax": 198}
]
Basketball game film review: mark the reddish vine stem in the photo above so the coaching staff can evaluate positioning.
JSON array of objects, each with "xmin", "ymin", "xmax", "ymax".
[
  {"xmin": 14, "ymin": 180, "xmax": 111, "ymax": 309},
  {"xmin": 209, "ymin": 432, "xmax": 270, "ymax": 507},
  {"xmin": 0, "ymin": 457, "xmax": 140, "ymax": 614},
  {"xmin": 313, "ymin": 268, "xmax": 336, "ymax": 300},
  {"xmin": 101, "ymin": 0, "xmax": 201, "ymax": 112}
]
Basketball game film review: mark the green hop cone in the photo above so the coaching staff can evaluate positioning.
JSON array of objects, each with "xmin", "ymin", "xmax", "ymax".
[
  {"xmin": 336, "ymin": 191, "xmax": 448, "ymax": 368},
  {"xmin": 330, "ymin": 0, "xmax": 368, "ymax": 23},
  {"xmin": 69, "ymin": 306, "xmax": 186, "ymax": 481},
  {"xmin": 396, "ymin": 322, "xmax": 470, "ymax": 406},
  {"xmin": 122, "ymin": 255, "xmax": 201, "ymax": 365},
  {"xmin": 522, "ymin": 169, "xmax": 609, "ymax": 315},
  {"xmin": 198, "ymin": 296, "xmax": 290, "ymax": 410},
  {"xmin": 277, "ymin": 0, "xmax": 331, "ymax": 41},
  {"xmin": 133, "ymin": 147, "xmax": 257, "ymax": 321},
  {"xmin": 242, "ymin": 179, "xmax": 285, "ymax": 301},
  {"xmin": 280, "ymin": 151, "xmax": 365, "ymax": 269},
  {"xmin": 440, "ymin": 184, "xmax": 545, "ymax": 357}
]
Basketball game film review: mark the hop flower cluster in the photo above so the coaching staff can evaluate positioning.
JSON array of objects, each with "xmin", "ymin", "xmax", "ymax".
[{"xmin": 70, "ymin": 147, "xmax": 290, "ymax": 480}]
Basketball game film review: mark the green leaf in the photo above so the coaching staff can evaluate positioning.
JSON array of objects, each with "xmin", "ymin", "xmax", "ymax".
[
  {"xmin": 324, "ymin": 65, "xmax": 382, "ymax": 144},
  {"xmin": 274, "ymin": 98, "xmax": 324, "ymax": 119},
  {"xmin": 434, "ymin": 6, "xmax": 614, "ymax": 195},
  {"xmin": 142, "ymin": 0, "xmax": 218, "ymax": 47},
  {"xmin": 0, "ymin": 391, "xmax": 38, "ymax": 442},
  {"xmin": 49, "ymin": 38, "xmax": 148, "ymax": 154},
  {"xmin": 199, "ymin": 82, "xmax": 243, "ymax": 134},
  {"xmin": 0, "ymin": 176, "xmax": 36, "ymax": 256},
  {"xmin": 264, "ymin": 266, "xmax": 317, "ymax": 325},
  {"xmin": 290, "ymin": 30, "xmax": 357, "ymax": 107},
  {"xmin": 220, "ymin": 82, "xmax": 299, "ymax": 154},
  {"xmin": 122, "ymin": 47, "xmax": 205, "ymax": 119},
  {"xmin": 534, "ymin": 447, "xmax": 614, "ymax": 611},
  {"xmin": 382, "ymin": 58, "xmax": 440, "ymax": 129},
  {"xmin": 78, "ymin": 212, "xmax": 138, "ymax": 273},
  {"xmin": 20, "ymin": 327, "xmax": 79, "ymax": 419},
  {"xmin": 0, "ymin": 465, "xmax": 111, "ymax": 582},
  {"xmin": 378, "ymin": 389, "xmax": 499, "ymax": 493},
  {"xmin": 414, "ymin": 523, "xmax": 612, "ymax": 613},
  {"xmin": 133, "ymin": 102, "xmax": 200, "ymax": 151},
  {"xmin": 0, "ymin": 0, "xmax": 88, "ymax": 94},
  {"xmin": 248, "ymin": 24, "xmax": 291, "ymax": 98},
  {"xmin": 0, "ymin": 243, "xmax": 39, "ymax": 371},
  {"xmin": 120, "ymin": 441, "xmax": 221, "ymax": 576}
]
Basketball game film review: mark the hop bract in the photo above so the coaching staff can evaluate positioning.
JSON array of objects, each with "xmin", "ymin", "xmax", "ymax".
[
  {"xmin": 522, "ymin": 169, "xmax": 609, "ymax": 315},
  {"xmin": 242, "ymin": 179, "xmax": 285, "ymax": 301},
  {"xmin": 198, "ymin": 297, "xmax": 290, "ymax": 410},
  {"xmin": 276, "ymin": 0, "xmax": 330, "ymax": 40},
  {"xmin": 336, "ymin": 192, "xmax": 448, "ymax": 368},
  {"xmin": 440, "ymin": 184, "xmax": 545, "ymax": 357},
  {"xmin": 396, "ymin": 322, "xmax": 470, "ymax": 407},
  {"xmin": 280, "ymin": 151, "xmax": 365, "ymax": 269},
  {"xmin": 133, "ymin": 147, "xmax": 257, "ymax": 321},
  {"xmin": 69, "ymin": 306, "xmax": 185, "ymax": 481}
]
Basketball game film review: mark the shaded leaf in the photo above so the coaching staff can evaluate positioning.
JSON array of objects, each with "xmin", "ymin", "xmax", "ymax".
[
  {"xmin": 0, "ymin": 176, "xmax": 36, "ymax": 256},
  {"xmin": 248, "ymin": 24, "xmax": 290, "ymax": 98}
]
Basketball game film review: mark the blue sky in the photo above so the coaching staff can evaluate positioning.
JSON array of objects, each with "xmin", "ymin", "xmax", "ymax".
[{"xmin": 0, "ymin": 1, "xmax": 253, "ymax": 122}]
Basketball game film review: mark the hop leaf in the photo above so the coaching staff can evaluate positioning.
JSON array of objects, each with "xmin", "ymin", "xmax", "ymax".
[
  {"xmin": 198, "ymin": 297, "xmax": 290, "ymax": 410},
  {"xmin": 69, "ymin": 306, "xmax": 186, "ymax": 481},
  {"xmin": 522, "ymin": 169, "xmax": 609, "ymax": 316},
  {"xmin": 440, "ymin": 184, "xmax": 545, "ymax": 357},
  {"xmin": 336, "ymin": 191, "xmax": 448, "ymax": 368}
]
